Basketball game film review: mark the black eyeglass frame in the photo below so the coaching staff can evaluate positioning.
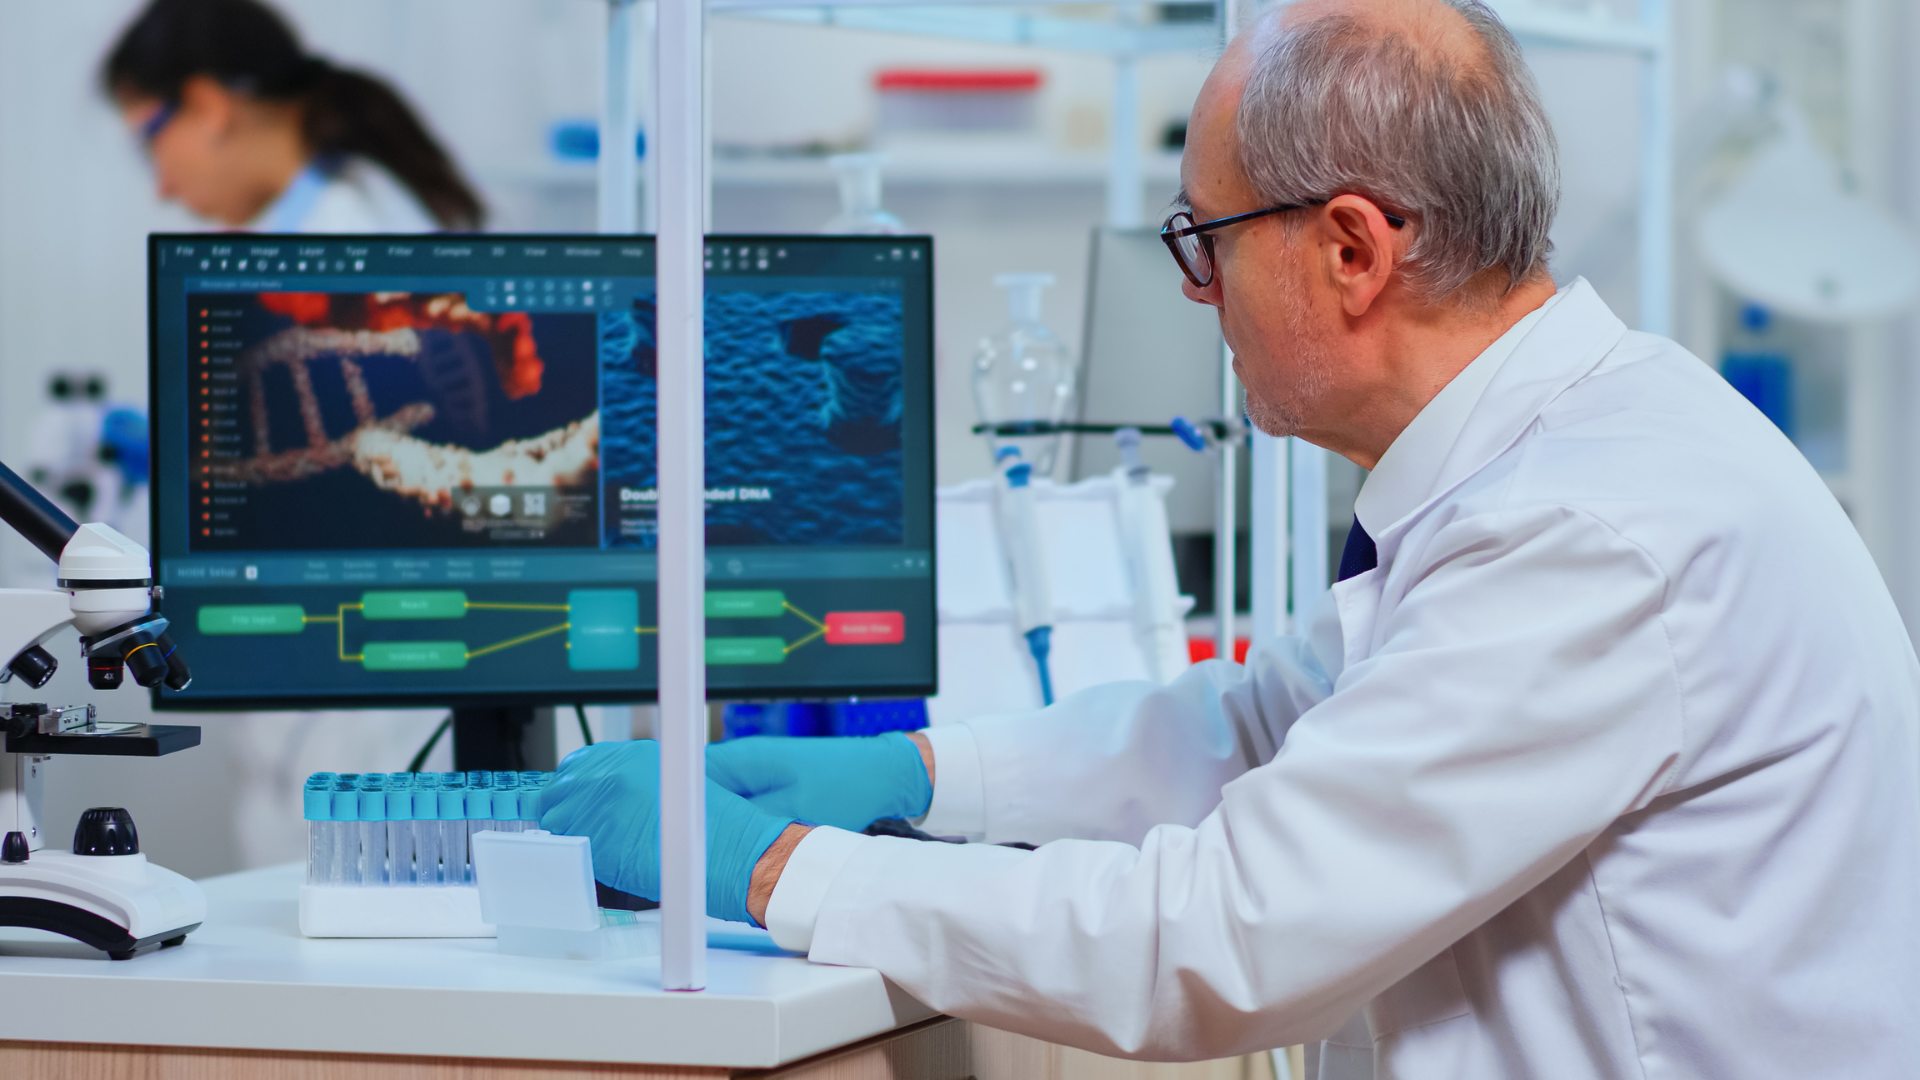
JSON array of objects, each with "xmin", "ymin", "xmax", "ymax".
[{"xmin": 1161, "ymin": 198, "xmax": 1408, "ymax": 288}]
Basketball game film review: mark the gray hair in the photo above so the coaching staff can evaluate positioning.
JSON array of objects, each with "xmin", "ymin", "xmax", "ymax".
[{"xmin": 1236, "ymin": 0, "xmax": 1560, "ymax": 304}]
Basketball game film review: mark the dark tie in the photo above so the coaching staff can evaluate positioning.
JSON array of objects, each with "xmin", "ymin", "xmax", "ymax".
[{"xmin": 1337, "ymin": 518, "xmax": 1378, "ymax": 582}]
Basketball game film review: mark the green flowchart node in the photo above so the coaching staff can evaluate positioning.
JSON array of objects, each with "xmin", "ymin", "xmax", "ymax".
[
  {"xmin": 707, "ymin": 637, "xmax": 788, "ymax": 666},
  {"xmin": 362, "ymin": 590, "xmax": 468, "ymax": 620},
  {"xmin": 361, "ymin": 641, "xmax": 469, "ymax": 671},
  {"xmin": 199, "ymin": 605, "xmax": 307, "ymax": 635},
  {"xmin": 706, "ymin": 590, "xmax": 787, "ymax": 619}
]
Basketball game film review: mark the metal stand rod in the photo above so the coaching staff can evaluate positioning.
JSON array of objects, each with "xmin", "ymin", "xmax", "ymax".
[
  {"xmin": 1289, "ymin": 439, "xmax": 1330, "ymax": 625},
  {"xmin": 1248, "ymin": 432, "xmax": 1288, "ymax": 644},
  {"xmin": 654, "ymin": 0, "xmax": 709, "ymax": 993},
  {"xmin": 1106, "ymin": 45, "xmax": 1143, "ymax": 228},
  {"xmin": 1213, "ymin": 447, "xmax": 1238, "ymax": 661},
  {"xmin": 600, "ymin": 0, "xmax": 640, "ymax": 235}
]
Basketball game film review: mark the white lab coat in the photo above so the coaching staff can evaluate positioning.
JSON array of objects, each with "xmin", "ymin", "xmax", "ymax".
[
  {"xmin": 251, "ymin": 157, "xmax": 438, "ymax": 234},
  {"xmin": 218, "ymin": 157, "xmax": 444, "ymax": 867},
  {"xmin": 764, "ymin": 279, "xmax": 1920, "ymax": 1078}
]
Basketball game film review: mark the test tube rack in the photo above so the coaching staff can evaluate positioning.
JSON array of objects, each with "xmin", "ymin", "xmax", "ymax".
[{"xmin": 299, "ymin": 771, "xmax": 552, "ymax": 939}]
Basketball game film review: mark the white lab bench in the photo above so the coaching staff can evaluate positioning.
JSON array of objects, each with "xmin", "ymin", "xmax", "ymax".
[{"xmin": 0, "ymin": 864, "xmax": 1277, "ymax": 1079}]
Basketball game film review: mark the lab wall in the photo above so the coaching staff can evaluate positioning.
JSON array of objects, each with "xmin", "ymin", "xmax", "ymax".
[{"xmin": 0, "ymin": 0, "xmax": 1908, "ymax": 879}]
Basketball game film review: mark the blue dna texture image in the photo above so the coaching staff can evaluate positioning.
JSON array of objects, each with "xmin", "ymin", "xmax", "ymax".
[{"xmin": 598, "ymin": 289, "xmax": 906, "ymax": 548}]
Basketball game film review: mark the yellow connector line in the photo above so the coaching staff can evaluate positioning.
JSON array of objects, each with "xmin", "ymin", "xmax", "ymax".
[
  {"xmin": 782, "ymin": 601, "xmax": 828, "ymax": 632},
  {"xmin": 336, "ymin": 603, "xmax": 365, "ymax": 662},
  {"xmin": 785, "ymin": 628, "xmax": 827, "ymax": 655},
  {"xmin": 466, "ymin": 622, "xmax": 570, "ymax": 661},
  {"xmin": 466, "ymin": 602, "xmax": 572, "ymax": 613}
]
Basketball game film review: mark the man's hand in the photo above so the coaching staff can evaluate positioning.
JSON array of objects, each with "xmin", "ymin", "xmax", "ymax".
[
  {"xmin": 540, "ymin": 740, "xmax": 797, "ymax": 926},
  {"xmin": 706, "ymin": 731, "xmax": 934, "ymax": 832}
]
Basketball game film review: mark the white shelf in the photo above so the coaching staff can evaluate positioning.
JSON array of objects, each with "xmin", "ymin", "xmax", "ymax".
[
  {"xmin": 485, "ymin": 148, "xmax": 1185, "ymax": 189},
  {"xmin": 711, "ymin": 1, "xmax": 1662, "ymax": 58},
  {"xmin": 711, "ymin": 1, "xmax": 1219, "ymax": 56},
  {"xmin": 1486, "ymin": 1, "xmax": 1665, "ymax": 54}
]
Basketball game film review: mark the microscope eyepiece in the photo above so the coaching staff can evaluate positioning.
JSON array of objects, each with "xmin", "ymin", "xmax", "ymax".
[{"xmin": 4, "ymin": 645, "xmax": 58, "ymax": 690}]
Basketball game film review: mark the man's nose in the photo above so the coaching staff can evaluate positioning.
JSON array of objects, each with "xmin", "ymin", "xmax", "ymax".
[{"xmin": 1182, "ymin": 275, "xmax": 1222, "ymax": 309}]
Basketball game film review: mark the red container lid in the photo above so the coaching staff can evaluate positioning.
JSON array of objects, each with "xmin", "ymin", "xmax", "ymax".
[{"xmin": 875, "ymin": 68, "xmax": 1044, "ymax": 93}]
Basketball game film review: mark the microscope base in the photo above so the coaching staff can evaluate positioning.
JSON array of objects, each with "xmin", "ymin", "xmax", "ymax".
[{"xmin": 0, "ymin": 850, "xmax": 205, "ymax": 960}]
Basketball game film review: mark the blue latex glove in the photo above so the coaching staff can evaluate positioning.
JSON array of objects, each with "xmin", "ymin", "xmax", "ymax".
[
  {"xmin": 539, "ymin": 740, "xmax": 795, "ymax": 925},
  {"xmin": 705, "ymin": 733, "xmax": 932, "ymax": 832}
]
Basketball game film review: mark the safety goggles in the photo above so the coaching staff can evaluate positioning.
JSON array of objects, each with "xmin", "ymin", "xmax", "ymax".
[{"xmin": 136, "ymin": 101, "xmax": 179, "ymax": 153}]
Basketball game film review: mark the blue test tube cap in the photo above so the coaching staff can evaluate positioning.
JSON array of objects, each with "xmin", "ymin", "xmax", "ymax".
[
  {"xmin": 386, "ymin": 784, "xmax": 415, "ymax": 821},
  {"xmin": 303, "ymin": 785, "xmax": 331, "ymax": 822},
  {"xmin": 466, "ymin": 787, "xmax": 495, "ymax": 821},
  {"xmin": 330, "ymin": 787, "xmax": 359, "ymax": 823},
  {"xmin": 358, "ymin": 786, "xmax": 389, "ymax": 822},
  {"xmin": 437, "ymin": 785, "xmax": 466, "ymax": 821},
  {"xmin": 412, "ymin": 783, "xmax": 440, "ymax": 821}
]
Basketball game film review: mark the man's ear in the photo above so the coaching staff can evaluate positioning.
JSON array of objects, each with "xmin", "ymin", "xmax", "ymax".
[{"xmin": 1316, "ymin": 194, "xmax": 1403, "ymax": 318}]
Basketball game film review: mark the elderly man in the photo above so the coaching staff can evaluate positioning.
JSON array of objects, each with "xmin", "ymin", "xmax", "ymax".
[{"xmin": 542, "ymin": 1, "xmax": 1920, "ymax": 1076}]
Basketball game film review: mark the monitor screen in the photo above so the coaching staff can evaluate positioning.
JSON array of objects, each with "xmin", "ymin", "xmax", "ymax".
[{"xmin": 148, "ymin": 234, "xmax": 936, "ymax": 708}]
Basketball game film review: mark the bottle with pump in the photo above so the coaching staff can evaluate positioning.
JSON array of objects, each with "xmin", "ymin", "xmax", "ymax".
[
  {"xmin": 971, "ymin": 272, "xmax": 1077, "ymax": 478},
  {"xmin": 822, "ymin": 153, "xmax": 907, "ymax": 235}
]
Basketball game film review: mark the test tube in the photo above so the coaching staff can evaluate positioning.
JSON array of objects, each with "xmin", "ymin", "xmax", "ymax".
[
  {"xmin": 412, "ymin": 777, "xmax": 441, "ymax": 886},
  {"xmin": 386, "ymin": 775, "xmax": 416, "ymax": 886},
  {"xmin": 438, "ymin": 779, "xmax": 468, "ymax": 885},
  {"xmin": 305, "ymin": 774, "xmax": 334, "ymax": 884},
  {"xmin": 464, "ymin": 776, "xmax": 495, "ymax": 860},
  {"xmin": 357, "ymin": 779, "xmax": 389, "ymax": 885},
  {"xmin": 330, "ymin": 782, "xmax": 359, "ymax": 884}
]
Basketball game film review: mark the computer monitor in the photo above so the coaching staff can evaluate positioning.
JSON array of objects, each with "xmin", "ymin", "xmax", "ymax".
[{"xmin": 147, "ymin": 234, "xmax": 937, "ymax": 719}]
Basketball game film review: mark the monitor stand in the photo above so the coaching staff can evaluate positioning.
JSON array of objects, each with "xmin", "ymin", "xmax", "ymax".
[{"xmin": 450, "ymin": 706, "xmax": 557, "ymax": 772}]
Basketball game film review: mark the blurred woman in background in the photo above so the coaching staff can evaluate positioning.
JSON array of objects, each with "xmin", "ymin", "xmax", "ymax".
[
  {"xmin": 97, "ymin": 0, "xmax": 487, "ymax": 872},
  {"xmin": 102, "ymin": 0, "xmax": 484, "ymax": 232}
]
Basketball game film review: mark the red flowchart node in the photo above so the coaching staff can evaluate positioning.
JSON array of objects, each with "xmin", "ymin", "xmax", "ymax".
[{"xmin": 824, "ymin": 611, "xmax": 905, "ymax": 646}]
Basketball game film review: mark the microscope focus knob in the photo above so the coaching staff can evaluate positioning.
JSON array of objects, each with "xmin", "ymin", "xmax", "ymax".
[
  {"xmin": 72, "ymin": 807, "xmax": 140, "ymax": 857},
  {"xmin": 1, "ymin": 832, "xmax": 28, "ymax": 863}
]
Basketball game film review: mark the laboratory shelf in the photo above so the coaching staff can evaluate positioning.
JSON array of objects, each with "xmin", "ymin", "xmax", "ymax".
[
  {"xmin": 711, "ymin": 0, "xmax": 1219, "ymax": 56},
  {"xmin": 1485, "ymin": 1, "xmax": 1665, "ymax": 54},
  {"xmin": 710, "ymin": 1, "xmax": 1661, "ymax": 59},
  {"xmin": 485, "ymin": 148, "xmax": 1185, "ymax": 190}
]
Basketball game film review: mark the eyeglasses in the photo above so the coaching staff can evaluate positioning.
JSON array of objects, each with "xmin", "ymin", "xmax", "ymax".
[
  {"xmin": 1161, "ymin": 199, "xmax": 1408, "ymax": 289},
  {"xmin": 136, "ymin": 102, "xmax": 179, "ymax": 153}
]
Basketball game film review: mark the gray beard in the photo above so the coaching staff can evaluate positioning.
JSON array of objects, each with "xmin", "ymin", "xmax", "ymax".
[{"xmin": 1240, "ymin": 332, "xmax": 1331, "ymax": 440}]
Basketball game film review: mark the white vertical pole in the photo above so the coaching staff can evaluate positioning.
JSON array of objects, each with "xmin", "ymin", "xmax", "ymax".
[
  {"xmin": 1288, "ymin": 440, "xmax": 1330, "ymax": 624},
  {"xmin": 1216, "ymin": 0, "xmax": 1248, "ymax": 661},
  {"xmin": 1637, "ymin": 0, "xmax": 1675, "ymax": 337},
  {"xmin": 600, "ymin": 0, "xmax": 640, "ymax": 234},
  {"xmin": 1106, "ymin": 48, "xmax": 1143, "ymax": 228},
  {"xmin": 1214, "ymin": 412, "xmax": 1238, "ymax": 660},
  {"xmin": 1248, "ymin": 432, "xmax": 1290, "ymax": 644},
  {"xmin": 654, "ymin": 0, "xmax": 708, "ymax": 993},
  {"xmin": 640, "ymin": 1, "xmax": 659, "ymax": 233}
]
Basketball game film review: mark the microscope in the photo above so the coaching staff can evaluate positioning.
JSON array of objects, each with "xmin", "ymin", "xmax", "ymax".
[{"xmin": 0, "ymin": 459, "xmax": 204, "ymax": 959}]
